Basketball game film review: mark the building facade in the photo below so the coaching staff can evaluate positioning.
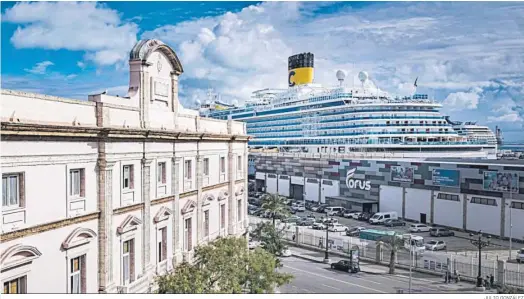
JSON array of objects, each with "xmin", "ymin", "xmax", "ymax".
[
  {"xmin": 0, "ymin": 39, "xmax": 249, "ymax": 294},
  {"xmin": 251, "ymin": 153, "xmax": 524, "ymax": 240}
]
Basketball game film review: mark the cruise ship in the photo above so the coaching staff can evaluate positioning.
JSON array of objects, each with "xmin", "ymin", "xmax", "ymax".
[{"xmin": 200, "ymin": 53, "xmax": 497, "ymax": 159}]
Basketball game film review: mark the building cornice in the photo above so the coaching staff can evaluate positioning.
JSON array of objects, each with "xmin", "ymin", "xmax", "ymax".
[
  {"xmin": 1, "ymin": 212, "xmax": 100, "ymax": 243},
  {"xmin": 1, "ymin": 122, "xmax": 250, "ymax": 141}
]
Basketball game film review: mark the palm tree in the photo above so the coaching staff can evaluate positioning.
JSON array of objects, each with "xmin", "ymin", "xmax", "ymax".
[
  {"xmin": 378, "ymin": 232, "xmax": 406, "ymax": 274},
  {"xmin": 260, "ymin": 193, "xmax": 289, "ymax": 227}
]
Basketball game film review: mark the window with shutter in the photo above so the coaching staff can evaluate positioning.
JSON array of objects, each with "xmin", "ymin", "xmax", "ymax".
[
  {"xmin": 2, "ymin": 173, "xmax": 24, "ymax": 209},
  {"xmin": 123, "ymin": 239, "xmax": 135, "ymax": 284},
  {"xmin": 220, "ymin": 204, "xmax": 226, "ymax": 229},
  {"xmin": 158, "ymin": 162, "xmax": 166, "ymax": 184},
  {"xmin": 204, "ymin": 210, "xmax": 209, "ymax": 237},
  {"xmin": 158, "ymin": 227, "xmax": 167, "ymax": 262},
  {"xmin": 185, "ymin": 218, "xmax": 192, "ymax": 251},
  {"xmin": 70, "ymin": 255, "xmax": 86, "ymax": 293}
]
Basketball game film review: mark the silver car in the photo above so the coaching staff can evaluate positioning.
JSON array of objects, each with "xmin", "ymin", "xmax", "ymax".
[{"xmin": 425, "ymin": 240, "xmax": 447, "ymax": 251}]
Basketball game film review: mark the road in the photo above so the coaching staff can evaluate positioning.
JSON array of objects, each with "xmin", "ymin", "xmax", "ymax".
[{"xmin": 279, "ymin": 256, "xmax": 486, "ymax": 294}]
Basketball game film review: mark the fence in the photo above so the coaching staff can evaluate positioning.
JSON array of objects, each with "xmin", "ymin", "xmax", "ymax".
[{"xmin": 249, "ymin": 219, "xmax": 524, "ymax": 289}]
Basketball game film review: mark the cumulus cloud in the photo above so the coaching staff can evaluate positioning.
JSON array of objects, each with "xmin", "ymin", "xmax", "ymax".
[
  {"xmin": 24, "ymin": 60, "xmax": 54, "ymax": 74},
  {"xmin": 2, "ymin": 2, "xmax": 138, "ymax": 66},
  {"xmin": 139, "ymin": 2, "xmax": 524, "ymax": 110}
]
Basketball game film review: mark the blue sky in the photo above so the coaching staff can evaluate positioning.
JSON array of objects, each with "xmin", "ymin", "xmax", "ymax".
[{"xmin": 2, "ymin": 1, "xmax": 524, "ymax": 141}]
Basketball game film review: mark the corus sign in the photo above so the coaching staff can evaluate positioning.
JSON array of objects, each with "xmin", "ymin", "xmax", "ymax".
[{"xmin": 346, "ymin": 168, "xmax": 371, "ymax": 191}]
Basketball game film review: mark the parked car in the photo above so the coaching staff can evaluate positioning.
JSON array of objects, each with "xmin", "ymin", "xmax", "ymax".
[
  {"xmin": 409, "ymin": 224, "xmax": 432, "ymax": 233},
  {"xmin": 346, "ymin": 227, "xmax": 366, "ymax": 236},
  {"xmin": 249, "ymin": 240, "xmax": 261, "ymax": 250},
  {"xmin": 253, "ymin": 208, "xmax": 264, "ymax": 217},
  {"xmin": 517, "ymin": 248, "xmax": 524, "ymax": 263},
  {"xmin": 321, "ymin": 217, "xmax": 339, "ymax": 225},
  {"xmin": 282, "ymin": 215, "xmax": 301, "ymax": 223},
  {"xmin": 330, "ymin": 260, "xmax": 358, "ymax": 273},
  {"xmin": 358, "ymin": 212, "xmax": 374, "ymax": 221},
  {"xmin": 325, "ymin": 206, "xmax": 344, "ymax": 216},
  {"xmin": 316, "ymin": 205, "xmax": 329, "ymax": 213},
  {"xmin": 297, "ymin": 218, "xmax": 316, "ymax": 226},
  {"xmin": 280, "ymin": 248, "xmax": 292, "ymax": 257},
  {"xmin": 384, "ymin": 219, "xmax": 406, "ymax": 227},
  {"xmin": 312, "ymin": 222, "xmax": 326, "ymax": 230},
  {"xmin": 429, "ymin": 228, "xmax": 455, "ymax": 237},
  {"xmin": 343, "ymin": 210, "xmax": 360, "ymax": 219},
  {"xmin": 335, "ymin": 208, "xmax": 347, "ymax": 217},
  {"xmin": 425, "ymin": 240, "xmax": 447, "ymax": 251},
  {"xmin": 328, "ymin": 224, "xmax": 348, "ymax": 232},
  {"xmin": 292, "ymin": 205, "xmax": 306, "ymax": 212},
  {"xmin": 369, "ymin": 212, "xmax": 399, "ymax": 225}
]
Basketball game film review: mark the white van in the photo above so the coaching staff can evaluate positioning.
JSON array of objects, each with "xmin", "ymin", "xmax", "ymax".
[
  {"xmin": 369, "ymin": 212, "xmax": 398, "ymax": 224},
  {"xmin": 325, "ymin": 206, "xmax": 344, "ymax": 216}
]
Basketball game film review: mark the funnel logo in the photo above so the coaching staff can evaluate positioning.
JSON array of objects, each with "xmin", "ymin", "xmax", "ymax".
[
  {"xmin": 288, "ymin": 71, "xmax": 296, "ymax": 87},
  {"xmin": 346, "ymin": 168, "xmax": 371, "ymax": 191}
]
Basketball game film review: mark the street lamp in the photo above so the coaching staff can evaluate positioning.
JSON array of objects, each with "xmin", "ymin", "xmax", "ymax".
[
  {"xmin": 324, "ymin": 221, "xmax": 330, "ymax": 263},
  {"xmin": 469, "ymin": 230, "xmax": 491, "ymax": 288},
  {"xmin": 408, "ymin": 235, "xmax": 413, "ymax": 294},
  {"xmin": 508, "ymin": 189, "xmax": 513, "ymax": 261}
]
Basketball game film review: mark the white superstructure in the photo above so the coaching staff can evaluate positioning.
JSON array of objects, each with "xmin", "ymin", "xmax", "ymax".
[{"xmin": 201, "ymin": 54, "xmax": 497, "ymax": 159}]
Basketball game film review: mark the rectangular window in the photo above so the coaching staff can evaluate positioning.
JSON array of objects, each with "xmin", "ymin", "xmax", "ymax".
[
  {"xmin": 220, "ymin": 157, "xmax": 226, "ymax": 173},
  {"xmin": 157, "ymin": 162, "xmax": 166, "ymax": 184},
  {"xmin": 437, "ymin": 193, "xmax": 460, "ymax": 201},
  {"xmin": 184, "ymin": 218, "xmax": 192, "ymax": 251},
  {"xmin": 203, "ymin": 158, "xmax": 209, "ymax": 176},
  {"xmin": 471, "ymin": 197, "xmax": 497, "ymax": 206},
  {"xmin": 237, "ymin": 156, "xmax": 242, "ymax": 172},
  {"xmin": 511, "ymin": 202, "xmax": 524, "ymax": 210},
  {"xmin": 220, "ymin": 204, "xmax": 226, "ymax": 229},
  {"xmin": 123, "ymin": 165, "xmax": 134, "ymax": 190},
  {"xmin": 123, "ymin": 239, "xmax": 135, "ymax": 284},
  {"xmin": 237, "ymin": 199, "xmax": 242, "ymax": 222},
  {"xmin": 3, "ymin": 276, "xmax": 27, "ymax": 294},
  {"xmin": 204, "ymin": 210, "xmax": 209, "ymax": 237},
  {"xmin": 70, "ymin": 169, "xmax": 85, "ymax": 197},
  {"xmin": 70, "ymin": 255, "xmax": 86, "ymax": 293},
  {"xmin": 2, "ymin": 173, "xmax": 25, "ymax": 208},
  {"xmin": 184, "ymin": 160, "xmax": 192, "ymax": 180},
  {"xmin": 158, "ymin": 227, "xmax": 167, "ymax": 262}
]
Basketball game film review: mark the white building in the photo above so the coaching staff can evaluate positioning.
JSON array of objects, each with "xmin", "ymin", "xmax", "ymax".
[{"xmin": 0, "ymin": 39, "xmax": 249, "ymax": 294}]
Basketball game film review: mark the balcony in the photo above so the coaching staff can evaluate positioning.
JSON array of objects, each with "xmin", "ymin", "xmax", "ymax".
[{"xmin": 117, "ymin": 273, "xmax": 151, "ymax": 294}]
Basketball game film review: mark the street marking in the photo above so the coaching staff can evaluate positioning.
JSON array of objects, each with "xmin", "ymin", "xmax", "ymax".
[
  {"xmin": 353, "ymin": 276, "xmax": 382, "ymax": 285},
  {"xmin": 374, "ymin": 275, "xmax": 442, "ymax": 292},
  {"xmin": 284, "ymin": 265, "xmax": 387, "ymax": 293},
  {"xmin": 395, "ymin": 274, "xmax": 440, "ymax": 284},
  {"xmin": 322, "ymin": 284, "xmax": 341, "ymax": 291},
  {"xmin": 301, "ymin": 288, "xmax": 311, "ymax": 293}
]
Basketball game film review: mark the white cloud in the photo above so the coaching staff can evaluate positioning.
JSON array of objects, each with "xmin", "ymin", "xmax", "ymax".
[
  {"xmin": 140, "ymin": 1, "xmax": 524, "ymax": 112},
  {"xmin": 442, "ymin": 88, "xmax": 482, "ymax": 111},
  {"xmin": 487, "ymin": 113, "xmax": 522, "ymax": 123},
  {"xmin": 3, "ymin": 2, "xmax": 138, "ymax": 66},
  {"xmin": 24, "ymin": 60, "xmax": 54, "ymax": 74}
]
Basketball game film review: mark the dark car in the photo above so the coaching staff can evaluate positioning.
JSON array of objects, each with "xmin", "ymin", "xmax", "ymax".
[
  {"xmin": 316, "ymin": 204, "xmax": 329, "ymax": 213},
  {"xmin": 358, "ymin": 212, "xmax": 374, "ymax": 221},
  {"xmin": 335, "ymin": 208, "xmax": 347, "ymax": 217},
  {"xmin": 429, "ymin": 228, "xmax": 455, "ymax": 237},
  {"xmin": 346, "ymin": 227, "xmax": 366, "ymax": 236},
  {"xmin": 330, "ymin": 260, "xmax": 359, "ymax": 273},
  {"xmin": 384, "ymin": 219, "xmax": 405, "ymax": 227},
  {"xmin": 297, "ymin": 218, "xmax": 315, "ymax": 226}
]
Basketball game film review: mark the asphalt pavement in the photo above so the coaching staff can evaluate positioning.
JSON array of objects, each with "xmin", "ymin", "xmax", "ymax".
[{"xmin": 278, "ymin": 256, "xmax": 491, "ymax": 294}]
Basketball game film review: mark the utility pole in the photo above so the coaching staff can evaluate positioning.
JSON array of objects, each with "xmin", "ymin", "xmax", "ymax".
[
  {"xmin": 469, "ymin": 230, "xmax": 491, "ymax": 289},
  {"xmin": 509, "ymin": 189, "xmax": 513, "ymax": 261},
  {"xmin": 324, "ymin": 220, "xmax": 330, "ymax": 263},
  {"xmin": 409, "ymin": 235, "xmax": 413, "ymax": 294}
]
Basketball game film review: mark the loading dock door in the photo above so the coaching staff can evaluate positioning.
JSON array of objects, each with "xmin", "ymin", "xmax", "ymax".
[
  {"xmin": 291, "ymin": 184, "xmax": 304, "ymax": 201},
  {"xmin": 305, "ymin": 178, "xmax": 320, "ymax": 202}
]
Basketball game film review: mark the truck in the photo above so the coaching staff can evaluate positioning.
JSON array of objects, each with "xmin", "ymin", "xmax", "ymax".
[{"xmin": 402, "ymin": 234, "xmax": 425, "ymax": 255}]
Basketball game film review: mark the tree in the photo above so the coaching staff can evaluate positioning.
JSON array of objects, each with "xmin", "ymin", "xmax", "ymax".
[
  {"xmin": 251, "ymin": 221, "xmax": 288, "ymax": 257},
  {"xmin": 378, "ymin": 233, "xmax": 406, "ymax": 274},
  {"xmin": 156, "ymin": 236, "xmax": 293, "ymax": 294},
  {"xmin": 260, "ymin": 193, "xmax": 289, "ymax": 227}
]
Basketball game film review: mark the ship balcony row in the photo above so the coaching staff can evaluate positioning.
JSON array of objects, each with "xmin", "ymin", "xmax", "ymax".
[
  {"xmin": 248, "ymin": 138, "xmax": 489, "ymax": 146},
  {"xmin": 248, "ymin": 123, "xmax": 452, "ymax": 134},
  {"xmin": 252, "ymin": 130, "xmax": 457, "ymax": 139},
  {"xmin": 246, "ymin": 108, "xmax": 442, "ymax": 124}
]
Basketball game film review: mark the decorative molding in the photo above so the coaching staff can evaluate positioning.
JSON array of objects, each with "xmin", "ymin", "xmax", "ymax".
[
  {"xmin": 113, "ymin": 202, "xmax": 144, "ymax": 215},
  {"xmin": 1, "ymin": 122, "xmax": 249, "ymax": 141},
  {"xmin": 202, "ymin": 182, "xmax": 229, "ymax": 192},
  {"xmin": 61, "ymin": 227, "xmax": 97, "ymax": 250},
  {"xmin": 202, "ymin": 194, "xmax": 215, "ymax": 206},
  {"xmin": 180, "ymin": 190, "xmax": 197, "ymax": 198},
  {"xmin": 1, "ymin": 154, "xmax": 98, "ymax": 167},
  {"xmin": 1, "ymin": 244, "xmax": 43, "ymax": 271},
  {"xmin": 117, "ymin": 215, "xmax": 143, "ymax": 235},
  {"xmin": 235, "ymin": 186, "xmax": 245, "ymax": 196},
  {"xmin": 181, "ymin": 200, "xmax": 196, "ymax": 214},
  {"xmin": 218, "ymin": 190, "xmax": 229, "ymax": 201},
  {"xmin": 235, "ymin": 179, "xmax": 245, "ymax": 184},
  {"xmin": 151, "ymin": 195, "xmax": 174, "ymax": 206},
  {"xmin": 0, "ymin": 212, "xmax": 99, "ymax": 243},
  {"xmin": 153, "ymin": 206, "xmax": 173, "ymax": 223}
]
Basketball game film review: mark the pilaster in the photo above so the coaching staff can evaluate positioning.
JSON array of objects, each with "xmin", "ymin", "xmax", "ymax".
[
  {"xmin": 196, "ymin": 147, "xmax": 203, "ymax": 243},
  {"xmin": 462, "ymin": 194, "xmax": 468, "ymax": 230},
  {"xmin": 141, "ymin": 158, "xmax": 153, "ymax": 272},
  {"xmin": 243, "ymin": 144, "xmax": 249, "ymax": 231},
  {"xmin": 401, "ymin": 187, "xmax": 406, "ymax": 220},
  {"xmin": 500, "ymin": 197, "xmax": 506, "ymax": 238},
  {"xmin": 227, "ymin": 144, "xmax": 236, "ymax": 235},
  {"xmin": 430, "ymin": 190, "xmax": 435, "ymax": 225},
  {"xmin": 96, "ymin": 140, "xmax": 110, "ymax": 293},
  {"xmin": 172, "ymin": 156, "xmax": 182, "ymax": 264},
  {"xmin": 104, "ymin": 161, "xmax": 116, "ymax": 289}
]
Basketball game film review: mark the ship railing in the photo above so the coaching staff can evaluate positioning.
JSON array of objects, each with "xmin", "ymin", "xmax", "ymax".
[{"xmin": 250, "ymin": 150, "xmax": 488, "ymax": 160}]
